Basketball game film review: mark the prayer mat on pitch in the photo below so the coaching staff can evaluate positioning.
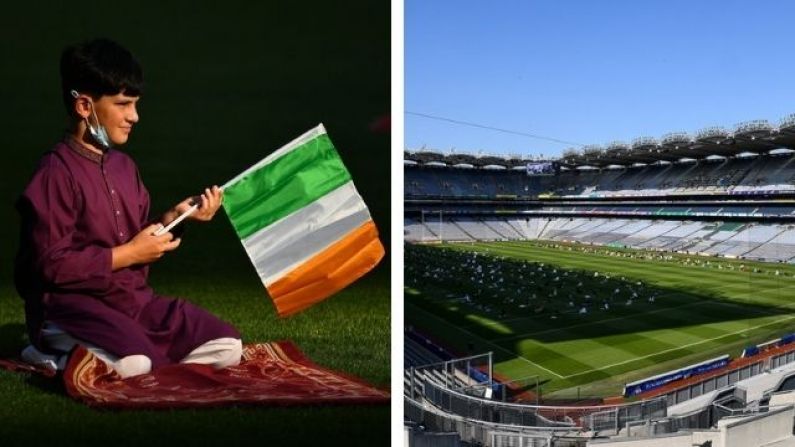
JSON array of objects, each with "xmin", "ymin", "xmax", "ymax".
[{"xmin": 2, "ymin": 342, "xmax": 389, "ymax": 409}]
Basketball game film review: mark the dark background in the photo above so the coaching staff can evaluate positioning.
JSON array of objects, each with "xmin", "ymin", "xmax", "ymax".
[{"xmin": 0, "ymin": 1, "xmax": 391, "ymax": 445}]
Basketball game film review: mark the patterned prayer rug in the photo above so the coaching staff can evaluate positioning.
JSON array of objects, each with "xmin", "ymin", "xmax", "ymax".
[{"xmin": 4, "ymin": 342, "xmax": 389, "ymax": 409}]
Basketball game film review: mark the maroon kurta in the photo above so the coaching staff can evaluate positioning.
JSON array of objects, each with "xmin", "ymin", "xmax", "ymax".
[{"xmin": 14, "ymin": 138, "xmax": 239, "ymax": 368}]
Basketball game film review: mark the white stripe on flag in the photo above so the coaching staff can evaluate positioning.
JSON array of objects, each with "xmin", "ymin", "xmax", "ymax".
[{"xmin": 240, "ymin": 181, "xmax": 371, "ymax": 285}]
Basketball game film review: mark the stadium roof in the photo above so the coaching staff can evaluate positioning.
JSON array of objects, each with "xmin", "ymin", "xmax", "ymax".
[
  {"xmin": 405, "ymin": 113, "xmax": 795, "ymax": 168},
  {"xmin": 402, "ymin": 150, "xmax": 538, "ymax": 168},
  {"xmin": 561, "ymin": 117, "xmax": 795, "ymax": 167}
]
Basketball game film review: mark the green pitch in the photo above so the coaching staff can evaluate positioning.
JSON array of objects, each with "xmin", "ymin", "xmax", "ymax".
[{"xmin": 406, "ymin": 241, "xmax": 795, "ymax": 398}]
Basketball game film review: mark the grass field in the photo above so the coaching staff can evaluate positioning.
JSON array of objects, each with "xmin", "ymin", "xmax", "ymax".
[
  {"xmin": 0, "ymin": 2, "xmax": 389, "ymax": 445},
  {"xmin": 405, "ymin": 241, "xmax": 795, "ymax": 398}
]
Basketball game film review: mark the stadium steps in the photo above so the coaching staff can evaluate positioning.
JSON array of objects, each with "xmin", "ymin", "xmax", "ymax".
[
  {"xmin": 699, "ymin": 224, "xmax": 756, "ymax": 256},
  {"xmin": 421, "ymin": 222, "xmax": 439, "ymax": 238},
  {"xmin": 735, "ymin": 226, "xmax": 787, "ymax": 258},
  {"xmin": 483, "ymin": 219, "xmax": 522, "ymax": 239},
  {"xmin": 744, "ymin": 243, "xmax": 795, "ymax": 262},
  {"xmin": 730, "ymin": 163, "xmax": 758, "ymax": 188},
  {"xmin": 675, "ymin": 223, "xmax": 738, "ymax": 252},
  {"xmin": 637, "ymin": 222, "xmax": 686, "ymax": 248},
  {"xmin": 459, "ymin": 218, "xmax": 503, "ymax": 240},
  {"xmin": 622, "ymin": 221, "xmax": 682, "ymax": 247},
  {"xmin": 505, "ymin": 218, "xmax": 529, "ymax": 239},
  {"xmin": 506, "ymin": 217, "xmax": 547, "ymax": 240},
  {"xmin": 451, "ymin": 220, "xmax": 477, "ymax": 241},
  {"xmin": 548, "ymin": 218, "xmax": 593, "ymax": 240},
  {"xmin": 602, "ymin": 220, "xmax": 655, "ymax": 245},
  {"xmin": 535, "ymin": 218, "xmax": 553, "ymax": 239},
  {"xmin": 404, "ymin": 218, "xmax": 427, "ymax": 242},
  {"xmin": 715, "ymin": 222, "xmax": 745, "ymax": 232},
  {"xmin": 576, "ymin": 220, "xmax": 633, "ymax": 244}
]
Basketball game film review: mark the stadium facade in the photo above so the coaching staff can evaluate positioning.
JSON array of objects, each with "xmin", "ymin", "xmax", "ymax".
[{"xmin": 406, "ymin": 114, "xmax": 795, "ymax": 261}]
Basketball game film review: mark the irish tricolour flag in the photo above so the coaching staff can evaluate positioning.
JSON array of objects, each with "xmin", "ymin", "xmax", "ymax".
[{"xmin": 221, "ymin": 124, "xmax": 384, "ymax": 317}]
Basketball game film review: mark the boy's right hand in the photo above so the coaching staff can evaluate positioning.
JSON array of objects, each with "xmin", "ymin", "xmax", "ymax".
[{"xmin": 112, "ymin": 224, "xmax": 181, "ymax": 270}]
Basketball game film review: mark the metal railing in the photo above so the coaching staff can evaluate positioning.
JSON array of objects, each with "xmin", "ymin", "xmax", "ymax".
[
  {"xmin": 405, "ymin": 397, "xmax": 584, "ymax": 447},
  {"xmin": 407, "ymin": 364, "xmax": 668, "ymax": 432}
]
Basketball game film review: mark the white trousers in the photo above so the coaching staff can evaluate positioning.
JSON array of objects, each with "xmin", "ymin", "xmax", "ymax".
[{"xmin": 22, "ymin": 322, "xmax": 242, "ymax": 379}]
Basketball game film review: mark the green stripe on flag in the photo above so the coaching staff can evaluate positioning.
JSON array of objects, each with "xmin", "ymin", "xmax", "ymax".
[{"xmin": 223, "ymin": 134, "xmax": 351, "ymax": 239}]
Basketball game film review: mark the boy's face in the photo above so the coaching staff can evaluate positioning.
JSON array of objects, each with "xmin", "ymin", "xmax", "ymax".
[{"xmin": 92, "ymin": 92, "xmax": 140, "ymax": 146}]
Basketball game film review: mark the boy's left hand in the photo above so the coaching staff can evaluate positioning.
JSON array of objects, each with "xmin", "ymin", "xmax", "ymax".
[{"xmin": 175, "ymin": 185, "xmax": 223, "ymax": 222}]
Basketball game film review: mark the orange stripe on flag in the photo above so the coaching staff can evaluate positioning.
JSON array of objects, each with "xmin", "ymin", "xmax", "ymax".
[{"xmin": 268, "ymin": 220, "xmax": 384, "ymax": 317}]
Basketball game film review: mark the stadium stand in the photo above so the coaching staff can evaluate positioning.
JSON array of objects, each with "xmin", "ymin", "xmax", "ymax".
[{"xmin": 405, "ymin": 213, "xmax": 795, "ymax": 261}]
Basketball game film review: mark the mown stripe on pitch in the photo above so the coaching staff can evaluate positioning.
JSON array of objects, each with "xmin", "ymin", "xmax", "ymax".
[
  {"xmin": 513, "ymin": 339, "xmax": 595, "ymax": 378},
  {"xmin": 551, "ymin": 338, "xmax": 639, "ymax": 370},
  {"xmin": 596, "ymin": 333, "xmax": 680, "ymax": 359},
  {"xmin": 630, "ymin": 311, "xmax": 732, "ymax": 341}
]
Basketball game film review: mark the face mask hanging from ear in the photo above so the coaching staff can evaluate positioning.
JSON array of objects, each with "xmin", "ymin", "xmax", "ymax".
[{"xmin": 70, "ymin": 90, "xmax": 112, "ymax": 150}]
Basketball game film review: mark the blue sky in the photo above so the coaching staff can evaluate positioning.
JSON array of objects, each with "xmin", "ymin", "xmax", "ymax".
[{"xmin": 405, "ymin": 0, "xmax": 795, "ymax": 158}]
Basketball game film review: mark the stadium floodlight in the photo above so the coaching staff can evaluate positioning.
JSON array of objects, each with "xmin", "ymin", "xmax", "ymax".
[
  {"xmin": 780, "ymin": 113, "xmax": 795, "ymax": 130},
  {"xmin": 661, "ymin": 132, "xmax": 691, "ymax": 146},
  {"xmin": 695, "ymin": 126, "xmax": 730, "ymax": 141},
  {"xmin": 453, "ymin": 163, "xmax": 475, "ymax": 169},
  {"xmin": 582, "ymin": 145, "xmax": 603, "ymax": 156},
  {"xmin": 734, "ymin": 120, "xmax": 773, "ymax": 139},
  {"xmin": 403, "ymin": 159, "xmax": 418, "ymax": 165},
  {"xmin": 632, "ymin": 136, "xmax": 658, "ymax": 150},
  {"xmin": 606, "ymin": 141, "xmax": 629, "ymax": 151}
]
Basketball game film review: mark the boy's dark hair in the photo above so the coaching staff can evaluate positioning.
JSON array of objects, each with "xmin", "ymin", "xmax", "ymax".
[{"xmin": 60, "ymin": 38, "xmax": 144, "ymax": 115}]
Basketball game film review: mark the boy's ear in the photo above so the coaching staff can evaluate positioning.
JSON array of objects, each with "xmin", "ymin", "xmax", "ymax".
[{"xmin": 72, "ymin": 95, "xmax": 92, "ymax": 119}]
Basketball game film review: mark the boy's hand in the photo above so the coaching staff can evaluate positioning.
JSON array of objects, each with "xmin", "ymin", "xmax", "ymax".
[
  {"xmin": 112, "ymin": 223, "xmax": 181, "ymax": 270},
  {"xmin": 176, "ymin": 185, "xmax": 223, "ymax": 222}
]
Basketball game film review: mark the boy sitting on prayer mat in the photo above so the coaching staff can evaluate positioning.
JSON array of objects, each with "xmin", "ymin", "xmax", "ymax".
[{"xmin": 14, "ymin": 38, "xmax": 242, "ymax": 378}]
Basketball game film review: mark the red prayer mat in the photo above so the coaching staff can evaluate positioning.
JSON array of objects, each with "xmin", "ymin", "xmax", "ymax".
[
  {"xmin": 3, "ymin": 342, "xmax": 389, "ymax": 409},
  {"xmin": 0, "ymin": 357, "xmax": 57, "ymax": 377}
]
